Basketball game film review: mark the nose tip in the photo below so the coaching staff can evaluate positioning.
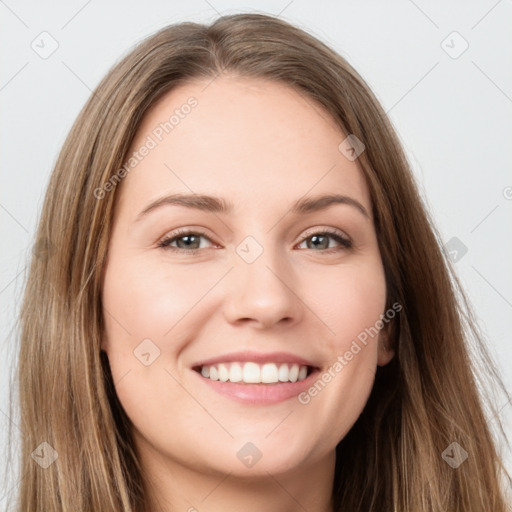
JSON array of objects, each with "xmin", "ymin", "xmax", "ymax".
[{"xmin": 222, "ymin": 256, "xmax": 302, "ymax": 329}]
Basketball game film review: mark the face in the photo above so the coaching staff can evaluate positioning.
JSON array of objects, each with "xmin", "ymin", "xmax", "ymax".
[{"xmin": 101, "ymin": 75, "xmax": 394, "ymax": 480}]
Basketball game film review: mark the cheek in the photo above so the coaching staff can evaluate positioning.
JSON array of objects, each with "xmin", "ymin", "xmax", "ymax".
[
  {"xmin": 102, "ymin": 254, "xmax": 219, "ymax": 349},
  {"xmin": 294, "ymin": 260, "xmax": 386, "ymax": 442},
  {"xmin": 303, "ymin": 258, "xmax": 387, "ymax": 351},
  {"xmin": 100, "ymin": 253, "xmax": 225, "ymax": 414},
  {"xmin": 101, "ymin": 255, "xmax": 204, "ymax": 453}
]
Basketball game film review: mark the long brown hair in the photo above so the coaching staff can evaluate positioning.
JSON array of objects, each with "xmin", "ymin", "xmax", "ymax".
[{"xmin": 14, "ymin": 12, "xmax": 510, "ymax": 511}]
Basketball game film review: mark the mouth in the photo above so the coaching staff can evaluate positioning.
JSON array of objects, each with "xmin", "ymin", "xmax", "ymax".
[
  {"xmin": 190, "ymin": 352, "xmax": 321, "ymax": 405},
  {"xmin": 192, "ymin": 361, "xmax": 316, "ymax": 384}
]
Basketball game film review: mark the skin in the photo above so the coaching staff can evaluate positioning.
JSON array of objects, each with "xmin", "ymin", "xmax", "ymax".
[{"xmin": 101, "ymin": 75, "xmax": 394, "ymax": 512}]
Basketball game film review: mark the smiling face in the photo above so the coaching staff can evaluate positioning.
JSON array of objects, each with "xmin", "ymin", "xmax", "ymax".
[{"xmin": 101, "ymin": 75, "xmax": 393, "ymax": 481}]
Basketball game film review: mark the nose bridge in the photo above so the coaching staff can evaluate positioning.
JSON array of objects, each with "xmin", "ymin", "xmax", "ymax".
[{"xmin": 223, "ymin": 233, "xmax": 301, "ymax": 327}]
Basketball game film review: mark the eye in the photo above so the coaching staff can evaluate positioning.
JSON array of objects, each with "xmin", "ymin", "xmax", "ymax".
[
  {"xmin": 296, "ymin": 229, "xmax": 352, "ymax": 253},
  {"xmin": 158, "ymin": 228, "xmax": 216, "ymax": 254}
]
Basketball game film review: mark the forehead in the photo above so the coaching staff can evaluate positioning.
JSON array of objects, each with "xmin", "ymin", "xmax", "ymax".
[{"xmin": 116, "ymin": 75, "xmax": 371, "ymax": 219}]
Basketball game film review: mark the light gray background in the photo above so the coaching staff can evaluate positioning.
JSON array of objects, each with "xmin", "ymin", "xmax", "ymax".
[{"xmin": 1, "ymin": 0, "xmax": 511, "ymax": 505}]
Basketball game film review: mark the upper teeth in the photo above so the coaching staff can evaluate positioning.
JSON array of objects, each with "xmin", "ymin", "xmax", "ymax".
[{"xmin": 200, "ymin": 362, "xmax": 309, "ymax": 384}]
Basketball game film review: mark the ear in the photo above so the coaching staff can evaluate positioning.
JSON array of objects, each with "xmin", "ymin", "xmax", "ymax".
[{"xmin": 377, "ymin": 321, "xmax": 395, "ymax": 366}]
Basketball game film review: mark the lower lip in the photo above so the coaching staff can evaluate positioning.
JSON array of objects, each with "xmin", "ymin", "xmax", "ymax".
[{"xmin": 193, "ymin": 369, "xmax": 319, "ymax": 405}]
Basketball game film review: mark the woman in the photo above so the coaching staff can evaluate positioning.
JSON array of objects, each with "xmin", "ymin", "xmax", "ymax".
[{"xmin": 16, "ymin": 12, "xmax": 510, "ymax": 511}]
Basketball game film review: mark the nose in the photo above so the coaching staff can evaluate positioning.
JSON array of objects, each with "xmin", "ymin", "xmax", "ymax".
[{"xmin": 222, "ymin": 247, "xmax": 303, "ymax": 330}]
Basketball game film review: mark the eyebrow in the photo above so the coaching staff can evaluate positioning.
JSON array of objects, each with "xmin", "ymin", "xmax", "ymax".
[{"xmin": 135, "ymin": 192, "xmax": 370, "ymax": 221}]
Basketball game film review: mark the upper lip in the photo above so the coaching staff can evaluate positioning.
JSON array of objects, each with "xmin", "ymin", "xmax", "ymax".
[{"xmin": 192, "ymin": 350, "xmax": 319, "ymax": 370}]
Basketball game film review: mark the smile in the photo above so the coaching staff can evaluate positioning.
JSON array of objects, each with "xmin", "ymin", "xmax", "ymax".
[
  {"xmin": 195, "ymin": 362, "xmax": 312, "ymax": 384},
  {"xmin": 191, "ymin": 351, "xmax": 322, "ymax": 404}
]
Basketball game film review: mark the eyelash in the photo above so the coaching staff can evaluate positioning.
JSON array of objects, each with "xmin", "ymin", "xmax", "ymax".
[{"xmin": 157, "ymin": 227, "xmax": 353, "ymax": 255}]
